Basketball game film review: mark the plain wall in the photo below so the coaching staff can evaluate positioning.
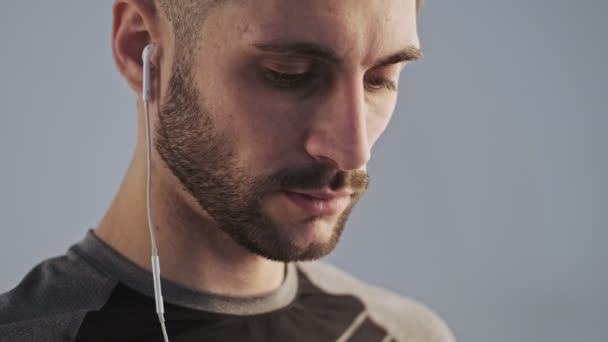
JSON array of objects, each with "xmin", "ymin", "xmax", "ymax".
[{"xmin": 1, "ymin": 1, "xmax": 606, "ymax": 341}]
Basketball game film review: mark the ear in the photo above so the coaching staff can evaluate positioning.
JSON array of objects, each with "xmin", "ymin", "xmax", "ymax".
[{"xmin": 112, "ymin": 0, "xmax": 161, "ymax": 100}]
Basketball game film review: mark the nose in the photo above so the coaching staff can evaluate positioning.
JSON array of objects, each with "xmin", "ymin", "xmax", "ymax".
[{"xmin": 304, "ymin": 76, "xmax": 371, "ymax": 171}]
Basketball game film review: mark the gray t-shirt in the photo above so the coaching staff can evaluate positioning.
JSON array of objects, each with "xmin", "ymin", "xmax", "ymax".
[{"xmin": 0, "ymin": 231, "xmax": 454, "ymax": 341}]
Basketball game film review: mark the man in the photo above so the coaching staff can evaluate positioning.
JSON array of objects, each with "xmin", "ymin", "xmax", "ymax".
[{"xmin": 0, "ymin": 0, "xmax": 455, "ymax": 341}]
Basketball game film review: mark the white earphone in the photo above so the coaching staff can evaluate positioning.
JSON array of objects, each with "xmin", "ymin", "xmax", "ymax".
[
  {"xmin": 142, "ymin": 43, "xmax": 155, "ymax": 103},
  {"xmin": 141, "ymin": 43, "xmax": 170, "ymax": 342}
]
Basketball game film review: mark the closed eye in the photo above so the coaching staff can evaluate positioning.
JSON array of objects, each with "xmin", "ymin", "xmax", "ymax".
[
  {"xmin": 366, "ymin": 77, "xmax": 397, "ymax": 92},
  {"xmin": 261, "ymin": 68, "xmax": 397, "ymax": 92},
  {"xmin": 262, "ymin": 69, "xmax": 314, "ymax": 89}
]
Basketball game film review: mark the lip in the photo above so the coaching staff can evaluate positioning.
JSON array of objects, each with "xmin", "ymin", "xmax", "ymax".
[
  {"xmin": 286, "ymin": 189, "xmax": 353, "ymax": 200},
  {"xmin": 282, "ymin": 190, "xmax": 351, "ymax": 216}
]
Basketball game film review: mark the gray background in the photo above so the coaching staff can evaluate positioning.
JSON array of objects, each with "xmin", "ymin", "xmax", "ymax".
[{"xmin": 1, "ymin": 1, "xmax": 606, "ymax": 341}]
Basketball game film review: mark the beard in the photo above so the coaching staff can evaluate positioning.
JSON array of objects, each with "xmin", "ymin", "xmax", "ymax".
[{"xmin": 154, "ymin": 60, "xmax": 369, "ymax": 262}]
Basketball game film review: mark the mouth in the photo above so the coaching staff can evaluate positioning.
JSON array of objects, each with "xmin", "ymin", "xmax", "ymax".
[{"xmin": 282, "ymin": 189, "xmax": 351, "ymax": 216}]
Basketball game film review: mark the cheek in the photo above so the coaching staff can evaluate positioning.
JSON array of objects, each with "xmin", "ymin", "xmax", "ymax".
[
  {"xmin": 213, "ymin": 81, "xmax": 309, "ymax": 169},
  {"xmin": 366, "ymin": 95, "xmax": 398, "ymax": 147}
]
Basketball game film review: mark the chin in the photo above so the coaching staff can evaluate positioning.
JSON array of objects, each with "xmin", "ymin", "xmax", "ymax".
[
  {"xmin": 262, "ymin": 216, "xmax": 346, "ymax": 262},
  {"xmin": 290, "ymin": 216, "xmax": 338, "ymax": 246}
]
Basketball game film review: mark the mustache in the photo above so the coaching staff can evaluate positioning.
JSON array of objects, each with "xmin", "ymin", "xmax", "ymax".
[{"xmin": 259, "ymin": 163, "xmax": 370, "ymax": 195}]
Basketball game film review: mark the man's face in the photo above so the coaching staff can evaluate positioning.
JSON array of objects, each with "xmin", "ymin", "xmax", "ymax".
[{"xmin": 155, "ymin": 0, "xmax": 419, "ymax": 261}]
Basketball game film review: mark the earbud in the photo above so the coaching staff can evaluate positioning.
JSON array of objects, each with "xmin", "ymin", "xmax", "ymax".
[{"xmin": 142, "ymin": 43, "xmax": 156, "ymax": 102}]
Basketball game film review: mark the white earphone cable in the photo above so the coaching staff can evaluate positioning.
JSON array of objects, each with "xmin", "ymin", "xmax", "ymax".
[{"xmin": 144, "ymin": 99, "xmax": 170, "ymax": 342}]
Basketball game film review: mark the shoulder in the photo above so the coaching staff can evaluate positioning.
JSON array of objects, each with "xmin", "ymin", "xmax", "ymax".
[
  {"xmin": 296, "ymin": 261, "xmax": 456, "ymax": 342},
  {"xmin": 0, "ymin": 249, "xmax": 116, "ymax": 341}
]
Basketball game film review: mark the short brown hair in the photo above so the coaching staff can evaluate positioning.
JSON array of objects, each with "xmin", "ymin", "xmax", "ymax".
[{"xmin": 157, "ymin": 0, "xmax": 422, "ymax": 46}]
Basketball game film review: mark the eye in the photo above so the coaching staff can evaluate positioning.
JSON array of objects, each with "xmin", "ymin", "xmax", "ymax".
[
  {"xmin": 262, "ymin": 69, "xmax": 314, "ymax": 89},
  {"xmin": 365, "ymin": 77, "xmax": 397, "ymax": 92}
]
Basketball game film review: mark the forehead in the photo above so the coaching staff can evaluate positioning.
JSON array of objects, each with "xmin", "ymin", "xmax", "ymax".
[{"xmin": 209, "ymin": 0, "xmax": 419, "ymax": 64}]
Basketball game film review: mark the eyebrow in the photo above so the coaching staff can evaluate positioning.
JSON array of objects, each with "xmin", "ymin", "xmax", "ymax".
[
  {"xmin": 253, "ymin": 41, "xmax": 422, "ymax": 67},
  {"xmin": 375, "ymin": 46, "xmax": 422, "ymax": 67}
]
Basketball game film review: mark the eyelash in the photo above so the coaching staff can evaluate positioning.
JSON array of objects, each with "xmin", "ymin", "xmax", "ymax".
[
  {"xmin": 262, "ymin": 69, "xmax": 396, "ymax": 92},
  {"xmin": 366, "ymin": 77, "xmax": 397, "ymax": 92},
  {"xmin": 262, "ymin": 69, "xmax": 313, "ymax": 89}
]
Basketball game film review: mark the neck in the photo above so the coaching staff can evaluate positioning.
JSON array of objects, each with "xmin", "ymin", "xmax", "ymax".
[{"xmin": 95, "ymin": 143, "xmax": 285, "ymax": 297}]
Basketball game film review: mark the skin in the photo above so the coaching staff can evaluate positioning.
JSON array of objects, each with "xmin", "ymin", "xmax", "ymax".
[{"xmin": 97, "ymin": 0, "xmax": 420, "ymax": 297}]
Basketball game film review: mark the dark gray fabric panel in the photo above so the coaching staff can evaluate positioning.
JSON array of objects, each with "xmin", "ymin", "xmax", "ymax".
[
  {"xmin": 0, "ymin": 311, "xmax": 87, "ymax": 342},
  {"xmin": 0, "ymin": 249, "xmax": 117, "ymax": 341}
]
